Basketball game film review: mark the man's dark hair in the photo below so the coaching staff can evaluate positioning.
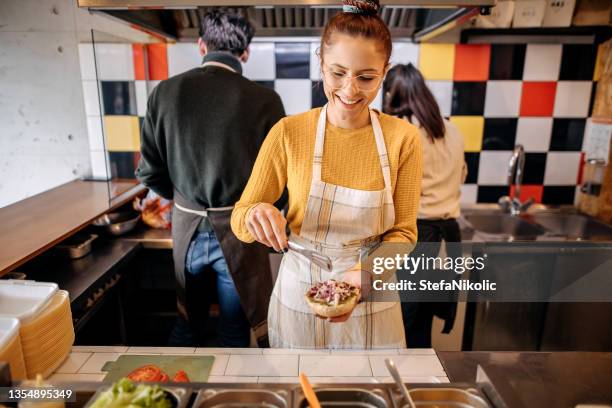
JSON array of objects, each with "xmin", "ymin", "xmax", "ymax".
[{"xmin": 199, "ymin": 8, "xmax": 255, "ymax": 56}]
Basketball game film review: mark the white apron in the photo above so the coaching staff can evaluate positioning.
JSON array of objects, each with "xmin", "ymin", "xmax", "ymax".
[{"xmin": 268, "ymin": 105, "xmax": 407, "ymax": 349}]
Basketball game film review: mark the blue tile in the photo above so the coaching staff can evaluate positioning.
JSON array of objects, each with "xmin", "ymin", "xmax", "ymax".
[
  {"xmin": 275, "ymin": 43, "xmax": 310, "ymax": 79},
  {"xmin": 101, "ymin": 81, "xmax": 137, "ymax": 115},
  {"xmin": 550, "ymin": 119, "xmax": 586, "ymax": 151},
  {"xmin": 451, "ymin": 82, "xmax": 486, "ymax": 116},
  {"xmin": 483, "ymin": 118, "xmax": 517, "ymax": 150},
  {"xmin": 311, "ymin": 80, "xmax": 327, "ymax": 108}
]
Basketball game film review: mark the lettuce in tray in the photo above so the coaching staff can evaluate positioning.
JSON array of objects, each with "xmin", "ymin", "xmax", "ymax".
[{"xmin": 90, "ymin": 378, "xmax": 174, "ymax": 408}]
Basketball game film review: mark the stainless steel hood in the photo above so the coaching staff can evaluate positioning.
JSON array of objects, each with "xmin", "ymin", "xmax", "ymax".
[{"xmin": 78, "ymin": 0, "xmax": 495, "ymax": 41}]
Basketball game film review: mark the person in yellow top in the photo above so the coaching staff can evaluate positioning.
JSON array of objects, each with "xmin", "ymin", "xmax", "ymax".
[{"xmin": 231, "ymin": 0, "xmax": 422, "ymax": 348}]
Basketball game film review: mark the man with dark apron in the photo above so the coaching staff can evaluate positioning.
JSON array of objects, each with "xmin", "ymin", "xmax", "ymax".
[{"xmin": 136, "ymin": 9, "xmax": 285, "ymax": 347}]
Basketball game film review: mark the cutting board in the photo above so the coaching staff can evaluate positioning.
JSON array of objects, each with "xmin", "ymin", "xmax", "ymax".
[{"xmin": 101, "ymin": 355, "xmax": 215, "ymax": 382}]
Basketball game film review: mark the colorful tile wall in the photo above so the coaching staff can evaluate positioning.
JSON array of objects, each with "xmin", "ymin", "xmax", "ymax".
[{"xmin": 79, "ymin": 39, "xmax": 599, "ymax": 205}]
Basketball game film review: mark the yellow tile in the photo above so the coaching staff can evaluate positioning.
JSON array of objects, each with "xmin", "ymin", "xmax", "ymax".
[
  {"xmin": 103, "ymin": 116, "xmax": 140, "ymax": 152},
  {"xmin": 418, "ymin": 44, "xmax": 455, "ymax": 80},
  {"xmin": 450, "ymin": 116, "xmax": 484, "ymax": 152}
]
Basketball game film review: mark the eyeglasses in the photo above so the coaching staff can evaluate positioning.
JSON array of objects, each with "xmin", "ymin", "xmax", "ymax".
[{"xmin": 321, "ymin": 64, "xmax": 384, "ymax": 92}]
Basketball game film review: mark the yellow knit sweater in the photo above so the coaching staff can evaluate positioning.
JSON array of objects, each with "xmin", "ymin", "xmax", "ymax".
[{"xmin": 231, "ymin": 108, "xmax": 423, "ymax": 244}]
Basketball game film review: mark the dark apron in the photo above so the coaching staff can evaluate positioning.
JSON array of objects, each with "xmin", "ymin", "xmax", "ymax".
[{"xmin": 171, "ymin": 190, "xmax": 272, "ymax": 347}]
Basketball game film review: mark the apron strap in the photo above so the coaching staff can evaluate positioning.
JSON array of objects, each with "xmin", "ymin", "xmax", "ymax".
[
  {"xmin": 313, "ymin": 105, "xmax": 393, "ymax": 195},
  {"xmin": 174, "ymin": 202, "xmax": 234, "ymax": 218}
]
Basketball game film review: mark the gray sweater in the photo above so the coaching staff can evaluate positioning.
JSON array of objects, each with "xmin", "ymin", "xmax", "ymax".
[{"xmin": 136, "ymin": 52, "xmax": 285, "ymax": 209}]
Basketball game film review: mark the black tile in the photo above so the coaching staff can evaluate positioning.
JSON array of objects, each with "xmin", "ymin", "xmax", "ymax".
[
  {"xmin": 311, "ymin": 80, "xmax": 327, "ymax": 108},
  {"xmin": 109, "ymin": 152, "xmax": 137, "ymax": 179},
  {"xmin": 550, "ymin": 119, "xmax": 586, "ymax": 151},
  {"xmin": 101, "ymin": 81, "xmax": 137, "ymax": 115},
  {"xmin": 589, "ymin": 80, "xmax": 598, "ymax": 116},
  {"xmin": 489, "ymin": 44, "xmax": 526, "ymax": 80},
  {"xmin": 559, "ymin": 44, "xmax": 597, "ymax": 81},
  {"xmin": 542, "ymin": 186, "xmax": 576, "ymax": 205},
  {"xmin": 451, "ymin": 82, "xmax": 486, "ymax": 116},
  {"xmin": 275, "ymin": 43, "xmax": 310, "ymax": 79},
  {"xmin": 482, "ymin": 119, "xmax": 517, "ymax": 150},
  {"xmin": 255, "ymin": 81, "xmax": 275, "ymax": 90},
  {"xmin": 522, "ymin": 153, "xmax": 547, "ymax": 184},
  {"xmin": 464, "ymin": 152, "xmax": 480, "ymax": 184},
  {"xmin": 477, "ymin": 186, "xmax": 509, "ymax": 203}
]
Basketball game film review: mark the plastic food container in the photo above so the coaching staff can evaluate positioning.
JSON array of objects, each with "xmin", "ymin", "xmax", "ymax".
[
  {"xmin": 0, "ymin": 317, "xmax": 27, "ymax": 380},
  {"xmin": 0, "ymin": 280, "xmax": 58, "ymax": 321}
]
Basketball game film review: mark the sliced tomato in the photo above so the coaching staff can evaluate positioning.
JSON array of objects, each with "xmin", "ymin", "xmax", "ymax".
[
  {"xmin": 126, "ymin": 365, "xmax": 165, "ymax": 382},
  {"xmin": 158, "ymin": 372, "xmax": 170, "ymax": 382},
  {"xmin": 172, "ymin": 370, "xmax": 190, "ymax": 383}
]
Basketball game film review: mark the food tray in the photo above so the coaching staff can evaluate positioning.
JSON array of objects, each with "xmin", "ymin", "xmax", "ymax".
[
  {"xmin": 84, "ymin": 385, "xmax": 191, "ymax": 408},
  {"xmin": 193, "ymin": 388, "xmax": 291, "ymax": 408}
]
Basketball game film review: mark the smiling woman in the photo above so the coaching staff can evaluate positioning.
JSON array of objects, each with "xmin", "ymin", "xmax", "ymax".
[{"xmin": 230, "ymin": 0, "xmax": 423, "ymax": 349}]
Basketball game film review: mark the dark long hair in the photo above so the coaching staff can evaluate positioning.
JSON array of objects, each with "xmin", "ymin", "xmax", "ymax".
[{"xmin": 383, "ymin": 63, "xmax": 445, "ymax": 141}]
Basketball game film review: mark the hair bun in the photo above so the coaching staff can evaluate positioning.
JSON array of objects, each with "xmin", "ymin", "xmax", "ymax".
[{"xmin": 342, "ymin": 0, "xmax": 380, "ymax": 15}]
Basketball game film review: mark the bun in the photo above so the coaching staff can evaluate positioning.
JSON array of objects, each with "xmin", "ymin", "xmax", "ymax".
[
  {"xmin": 342, "ymin": 0, "xmax": 380, "ymax": 15},
  {"xmin": 305, "ymin": 279, "xmax": 361, "ymax": 318}
]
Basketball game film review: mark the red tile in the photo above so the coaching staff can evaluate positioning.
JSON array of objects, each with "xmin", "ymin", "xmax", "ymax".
[
  {"xmin": 520, "ymin": 82, "xmax": 557, "ymax": 117},
  {"xmin": 454, "ymin": 44, "xmax": 491, "ymax": 81},
  {"xmin": 132, "ymin": 44, "xmax": 146, "ymax": 80},
  {"xmin": 510, "ymin": 184, "xmax": 543, "ymax": 203},
  {"xmin": 147, "ymin": 43, "xmax": 168, "ymax": 80},
  {"xmin": 577, "ymin": 152, "xmax": 586, "ymax": 185}
]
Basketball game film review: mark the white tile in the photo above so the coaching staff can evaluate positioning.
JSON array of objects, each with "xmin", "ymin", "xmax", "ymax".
[
  {"xmin": 72, "ymin": 346, "xmax": 128, "ymax": 353},
  {"xmin": 478, "ymin": 151, "xmax": 513, "ymax": 185},
  {"xmin": 78, "ymin": 43, "xmax": 96, "ymax": 81},
  {"xmin": 544, "ymin": 152, "xmax": 581, "ymax": 185},
  {"xmin": 196, "ymin": 347, "xmax": 262, "ymax": 355},
  {"xmin": 55, "ymin": 352, "xmax": 92, "ymax": 374},
  {"xmin": 310, "ymin": 42, "xmax": 322, "ymax": 81},
  {"xmin": 515, "ymin": 118, "xmax": 553, "ymax": 152},
  {"xmin": 397, "ymin": 348, "xmax": 437, "ymax": 355},
  {"xmin": 89, "ymin": 150, "xmax": 110, "ymax": 179},
  {"xmin": 460, "ymin": 184, "xmax": 478, "ymax": 204},
  {"xmin": 299, "ymin": 355, "xmax": 372, "ymax": 377},
  {"xmin": 484, "ymin": 81, "xmax": 522, "ymax": 117},
  {"xmin": 308, "ymin": 377, "xmax": 380, "ymax": 384},
  {"xmin": 263, "ymin": 348, "xmax": 329, "ymax": 355},
  {"xmin": 135, "ymin": 80, "xmax": 148, "ymax": 117},
  {"xmin": 370, "ymin": 88, "xmax": 383, "ymax": 111},
  {"xmin": 275, "ymin": 79, "xmax": 311, "ymax": 115},
  {"xmin": 167, "ymin": 43, "xmax": 201, "ymax": 77},
  {"xmin": 79, "ymin": 352, "xmax": 121, "ymax": 374},
  {"xmin": 127, "ymin": 346, "xmax": 195, "ymax": 354},
  {"xmin": 48, "ymin": 373, "xmax": 106, "ymax": 382},
  {"xmin": 209, "ymin": 354, "xmax": 230, "ymax": 376},
  {"xmin": 553, "ymin": 81, "xmax": 593, "ymax": 118},
  {"xmin": 426, "ymin": 81, "xmax": 453, "ymax": 117},
  {"xmin": 390, "ymin": 42, "xmax": 419, "ymax": 66},
  {"xmin": 94, "ymin": 44, "xmax": 134, "ymax": 81},
  {"xmin": 258, "ymin": 377, "xmax": 299, "ymax": 383},
  {"xmin": 225, "ymin": 355, "xmax": 298, "ymax": 377},
  {"xmin": 376, "ymin": 376, "xmax": 442, "ymax": 383},
  {"xmin": 523, "ymin": 44, "xmax": 562, "ymax": 81},
  {"xmin": 574, "ymin": 185, "xmax": 581, "ymax": 206},
  {"xmin": 86, "ymin": 116, "xmax": 104, "ymax": 151},
  {"xmin": 369, "ymin": 355, "xmax": 446, "ymax": 377},
  {"xmin": 208, "ymin": 376, "xmax": 259, "ymax": 383},
  {"xmin": 331, "ymin": 349, "xmax": 399, "ymax": 355},
  {"xmin": 147, "ymin": 80, "xmax": 161, "ymax": 95},
  {"xmin": 82, "ymin": 80, "xmax": 101, "ymax": 116},
  {"xmin": 244, "ymin": 43, "xmax": 275, "ymax": 80},
  {"xmin": 437, "ymin": 376, "xmax": 450, "ymax": 383}
]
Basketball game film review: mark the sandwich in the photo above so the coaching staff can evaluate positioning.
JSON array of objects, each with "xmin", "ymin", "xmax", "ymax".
[{"xmin": 305, "ymin": 279, "xmax": 360, "ymax": 318}]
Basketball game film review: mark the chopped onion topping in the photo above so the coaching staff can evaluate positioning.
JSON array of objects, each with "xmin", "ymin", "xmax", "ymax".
[{"xmin": 307, "ymin": 279, "xmax": 358, "ymax": 306}]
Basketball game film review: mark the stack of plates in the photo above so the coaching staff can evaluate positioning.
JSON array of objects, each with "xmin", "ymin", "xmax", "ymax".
[
  {"xmin": 0, "ymin": 281, "xmax": 74, "ymax": 379},
  {"xmin": 0, "ymin": 317, "xmax": 27, "ymax": 380}
]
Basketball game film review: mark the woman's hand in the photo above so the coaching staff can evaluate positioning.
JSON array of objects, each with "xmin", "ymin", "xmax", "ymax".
[{"xmin": 246, "ymin": 203, "xmax": 288, "ymax": 252}]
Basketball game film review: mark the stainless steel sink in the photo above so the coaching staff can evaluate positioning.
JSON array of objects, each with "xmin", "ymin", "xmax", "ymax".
[
  {"xmin": 462, "ymin": 213, "xmax": 546, "ymax": 240},
  {"xmin": 528, "ymin": 213, "xmax": 612, "ymax": 240}
]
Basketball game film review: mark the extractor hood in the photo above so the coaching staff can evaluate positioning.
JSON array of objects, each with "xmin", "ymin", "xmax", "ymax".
[{"xmin": 78, "ymin": 0, "xmax": 496, "ymax": 41}]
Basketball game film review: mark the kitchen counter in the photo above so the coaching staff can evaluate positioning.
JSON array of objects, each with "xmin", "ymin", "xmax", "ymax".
[
  {"xmin": 438, "ymin": 351, "xmax": 612, "ymax": 407},
  {"xmin": 48, "ymin": 347, "xmax": 449, "ymax": 384},
  {"xmin": 0, "ymin": 179, "xmax": 144, "ymax": 274}
]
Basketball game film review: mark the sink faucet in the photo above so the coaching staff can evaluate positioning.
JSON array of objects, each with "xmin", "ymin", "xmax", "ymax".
[{"xmin": 499, "ymin": 144, "xmax": 534, "ymax": 215}]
